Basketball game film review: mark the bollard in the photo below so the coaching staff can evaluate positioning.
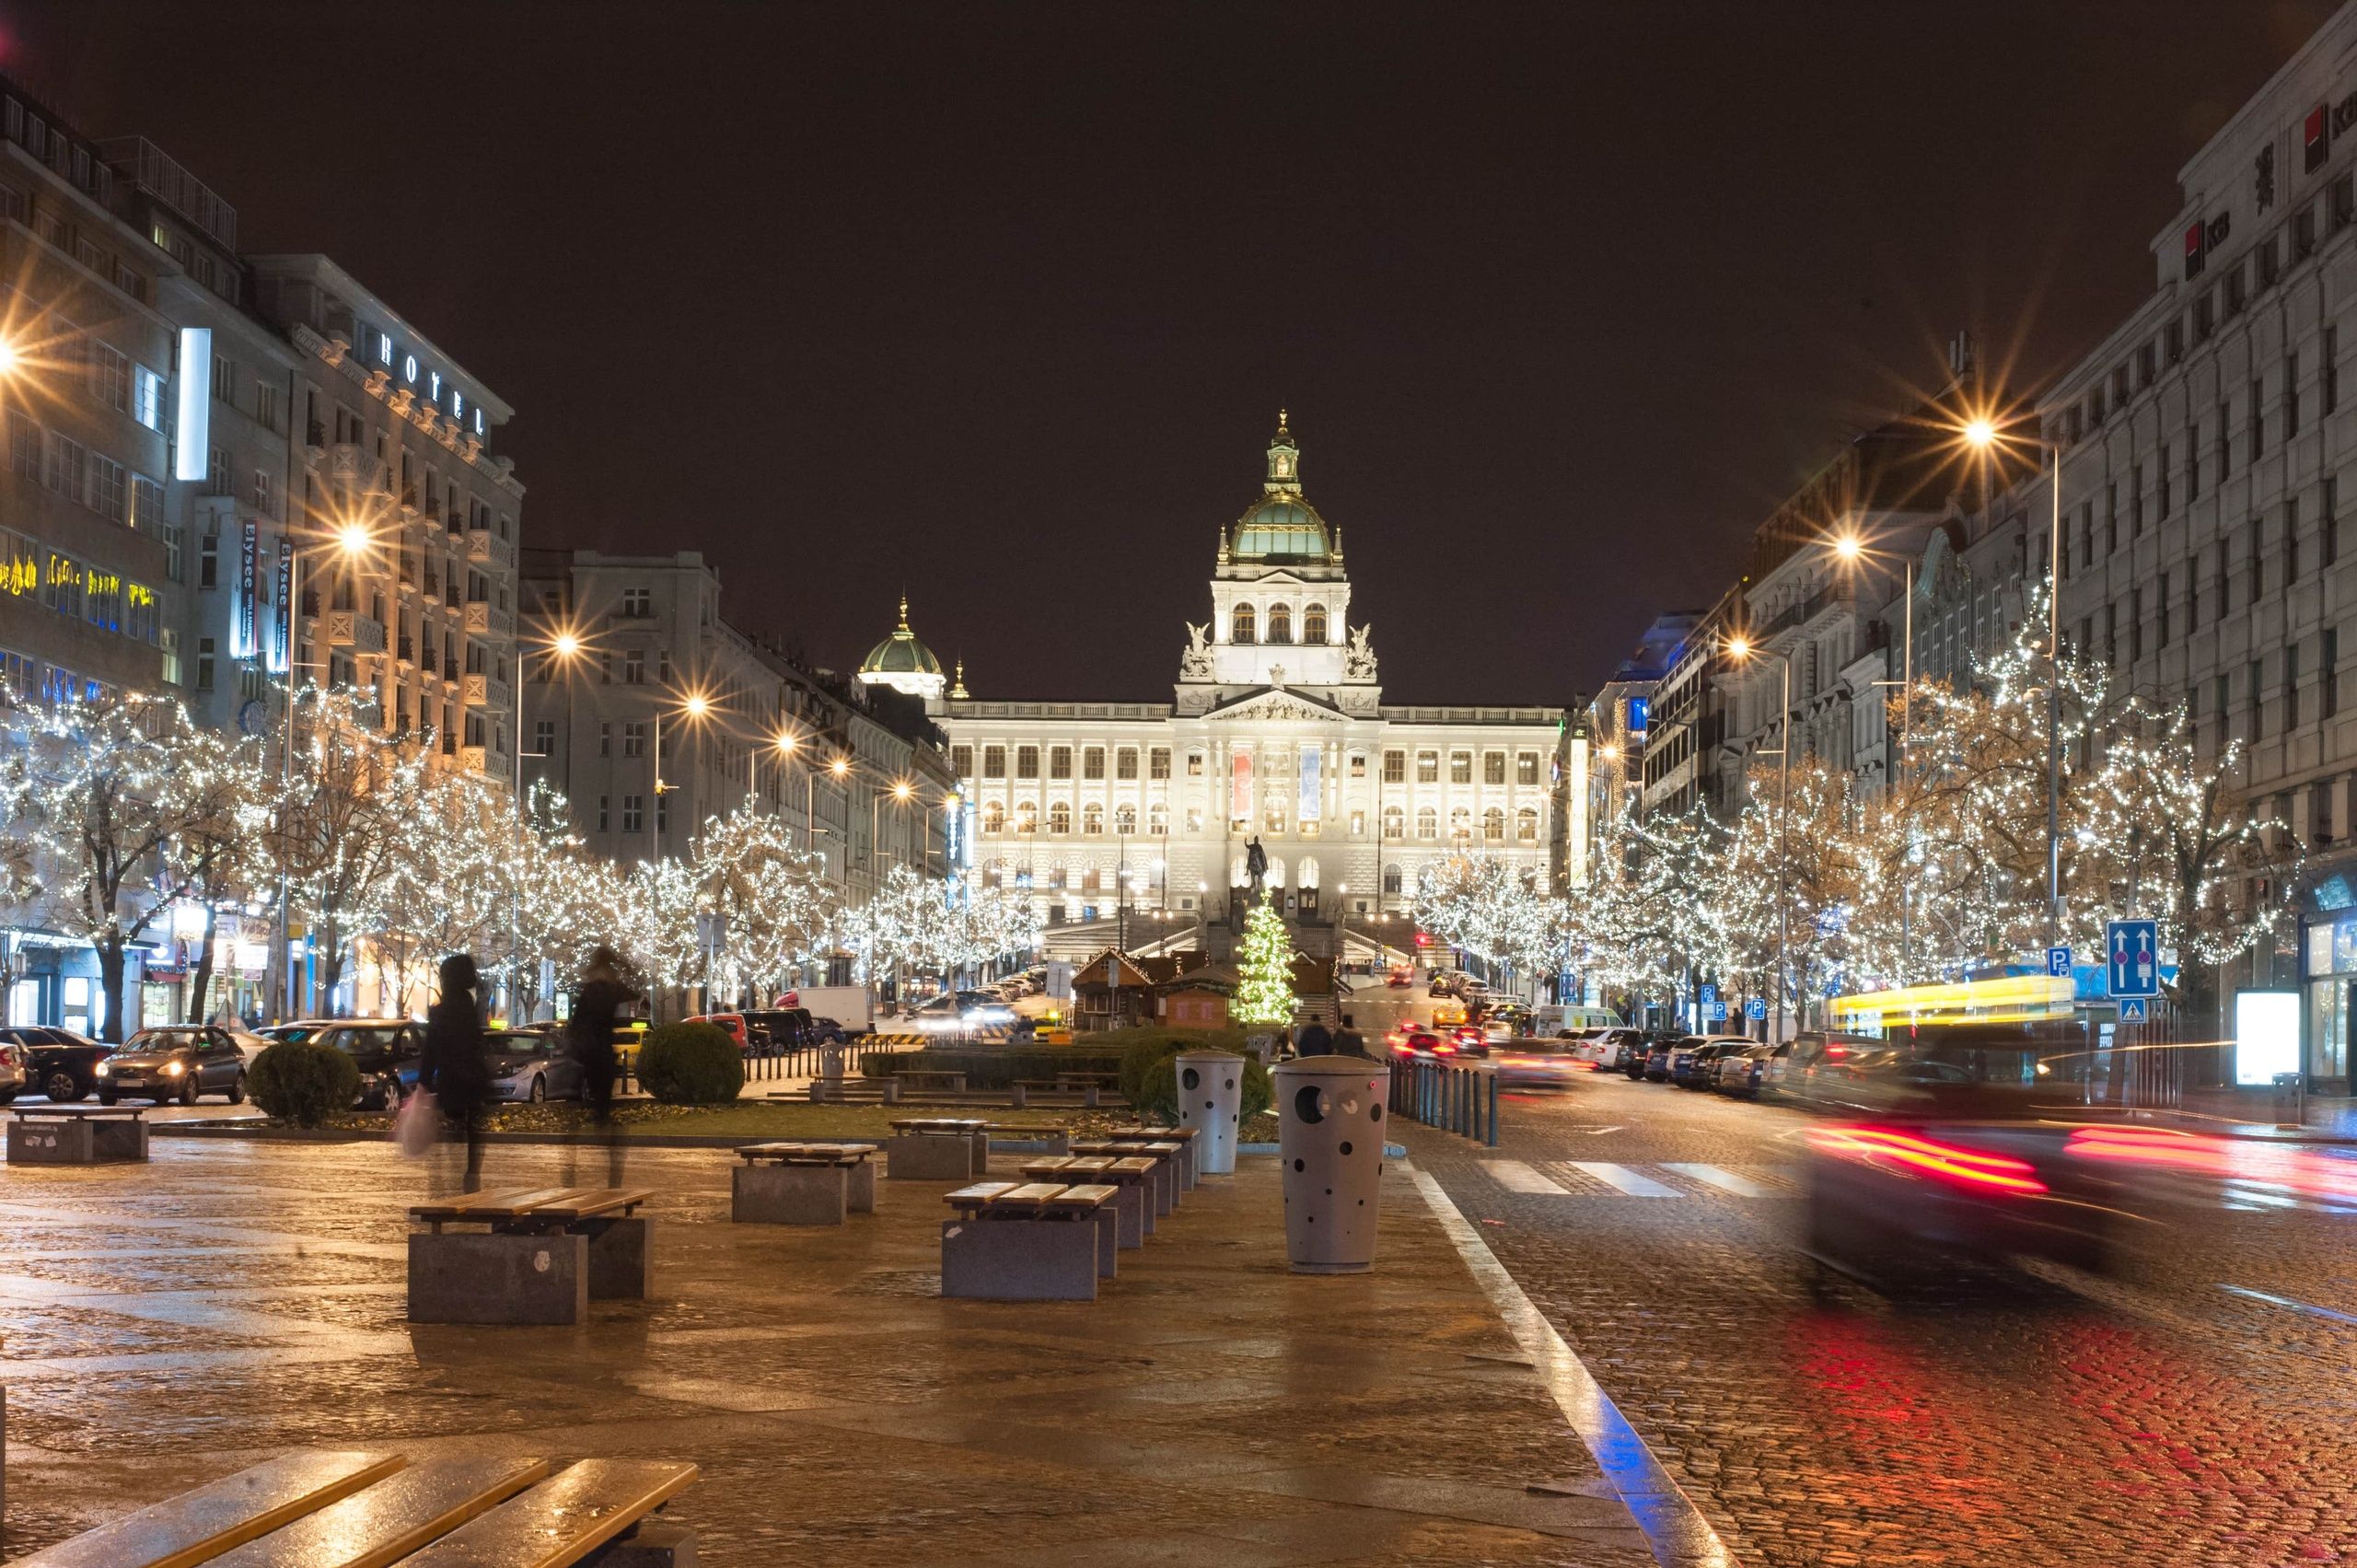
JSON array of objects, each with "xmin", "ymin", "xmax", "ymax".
[
  {"xmin": 1272, "ymin": 1055, "xmax": 1391, "ymax": 1273},
  {"xmin": 1488, "ymin": 1072, "xmax": 1499, "ymax": 1147}
]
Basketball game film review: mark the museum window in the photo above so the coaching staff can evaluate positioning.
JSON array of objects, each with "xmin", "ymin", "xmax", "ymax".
[
  {"xmin": 1483, "ymin": 807, "xmax": 1504, "ymax": 842},
  {"xmin": 1517, "ymin": 750, "xmax": 1540, "ymax": 784},
  {"xmin": 1232, "ymin": 603, "xmax": 1256, "ymax": 643},
  {"xmin": 1266, "ymin": 603, "xmax": 1292, "ymax": 644},
  {"xmin": 1348, "ymin": 751, "xmax": 1366, "ymax": 779},
  {"xmin": 1383, "ymin": 806, "xmax": 1404, "ymax": 841},
  {"xmin": 1264, "ymin": 800, "xmax": 1286, "ymax": 834},
  {"xmin": 1383, "ymin": 749, "xmax": 1405, "ymax": 784},
  {"xmin": 981, "ymin": 800, "xmax": 1004, "ymax": 833},
  {"xmin": 1114, "ymin": 805, "xmax": 1136, "ymax": 834},
  {"xmin": 1349, "ymin": 808, "xmax": 1366, "ymax": 835},
  {"xmin": 1083, "ymin": 745, "xmax": 1105, "ymax": 780},
  {"xmin": 1415, "ymin": 806, "xmax": 1436, "ymax": 840},
  {"xmin": 1149, "ymin": 803, "xmax": 1167, "ymax": 835},
  {"xmin": 950, "ymin": 744, "xmax": 972, "ymax": 778},
  {"xmin": 1383, "ymin": 863, "xmax": 1402, "ymax": 895},
  {"xmin": 1116, "ymin": 747, "xmax": 1139, "ymax": 780},
  {"xmin": 1187, "ymin": 749, "xmax": 1204, "ymax": 776},
  {"xmin": 1016, "ymin": 745, "xmax": 1039, "ymax": 779},
  {"xmin": 1150, "ymin": 747, "xmax": 1171, "ymax": 779},
  {"xmin": 1450, "ymin": 751, "xmax": 1471, "ymax": 784},
  {"xmin": 1416, "ymin": 750, "xmax": 1437, "ymax": 784},
  {"xmin": 1049, "ymin": 801, "xmax": 1071, "ymax": 835},
  {"xmin": 981, "ymin": 745, "xmax": 1005, "ymax": 779},
  {"xmin": 1304, "ymin": 603, "xmax": 1328, "ymax": 644},
  {"xmin": 1185, "ymin": 806, "xmax": 1204, "ymax": 832},
  {"xmin": 1483, "ymin": 750, "xmax": 1505, "ymax": 784},
  {"xmin": 1083, "ymin": 802, "xmax": 1103, "ymax": 835},
  {"xmin": 1049, "ymin": 745, "xmax": 1072, "ymax": 779},
  {"xmin": 1517, "ymin": 807, "xmax": 1538, "ymax": 842},
  {"xmin": 1450, "ymin": 807, "xmax": 1471, "ymax": 842}
]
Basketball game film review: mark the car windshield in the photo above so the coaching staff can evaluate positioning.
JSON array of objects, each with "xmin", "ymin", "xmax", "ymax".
[{"xmin": 122, "ymin": 1029, "xmax": 201, "ymax": 1051}]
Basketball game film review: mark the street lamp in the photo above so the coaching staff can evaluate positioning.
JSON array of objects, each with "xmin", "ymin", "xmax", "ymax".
[
  {"xmin": 1963, "ymin": 412, "xmax": 2064, "ymax": 944},
  {"xmin": 1824, "ymin": 528, "xmax": 1922, "ymax": 979},
  {"xmin": 651, "ymin": 689, "xmax": 714, "ymax": 863},
  {"xmin": 1724, "ymin": 635, "xmax": 1792, "ymax": 1040}
]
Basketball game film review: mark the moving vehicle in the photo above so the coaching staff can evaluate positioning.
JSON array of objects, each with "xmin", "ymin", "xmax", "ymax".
[
  {"xmin": 1386, "ymin": 965, "xmax": 1415, "ymax": 988},
  {"xmin": 95, "ymin": 1025, "xmax": 261, "ymax": 1104},
  {"xmin": 1776, "ymin": 1031, "xmax": 1893, "ymax": 1102},
  {"xmin": 0, "ymin": 1025, "xmax": 112, "ymax": 1103},
  {"xmin": 1573, "ymin": 1028, "xmax": 1647, "ymax": 1070},
  {"xmin": 1492, "ymin": 1038, "xmax": 1584, "ymax": 1087},
  {"xmin": 1537, "ymin": 1005, "xmax": 1623, "ymax": 1036},
  {"xmin": 264, "ymin": 1019, "xmax": 422, "ymax": 1110},
  {"xmin": 487, "ymin": 1025, "xmax": 584, "ymax": 1103}
]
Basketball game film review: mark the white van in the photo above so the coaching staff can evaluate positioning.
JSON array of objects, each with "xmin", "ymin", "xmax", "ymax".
[{"xmin": 1537, "ymin": 1005, "xmax": 1621, "ymax": 1037}]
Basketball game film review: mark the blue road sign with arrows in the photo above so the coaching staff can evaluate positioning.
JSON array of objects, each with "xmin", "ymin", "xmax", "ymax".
[
  {"xmin": 2107, "ymin": 919, "xmax": 2160, "ymax": 999},
  {"xmin": 2047, "ymin": 946, "xmax": 2073, "ymax": 979}
]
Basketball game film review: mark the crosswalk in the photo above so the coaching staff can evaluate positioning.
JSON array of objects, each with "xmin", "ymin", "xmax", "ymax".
[{"xmin": 1481, "ymin": 1157, "xmax": 1786, "ymax": 1199}]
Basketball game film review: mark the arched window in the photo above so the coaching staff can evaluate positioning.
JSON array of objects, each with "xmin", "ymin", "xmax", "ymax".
[
  {"xmin": 1296, "ymin": 856, "xmax": 1319, "ymax": 888},
  {"xmin": 1266, "ymin": 855, "xmax": 1286, "ymax": 889},
  {"xmin": 1267, "ymin": 603, "xmax": 1292, "ymax": 644},
  {"xmin": 1015, "ymin": 801, "xmax": 1037, "ymax": 834},
  {"xmin": 1382, "ymin": 863, "xmax": 1403, "ymax": 894},
  {"xmin": 981, "ymin": 800, "xmax": 1004, "ymax": 834},
  {"xmin": 1230, "ymin": 853, "xmax": 1249, "ymax": 887},
  {"xmin": 1113, "ymin": 804, "xmax": 1136, "ymax": 834},
  {"xmin": 1416, "ymin": 807, "xmax": 1437, "ymax": 841},
  {"xmin": 1231, "ymin": 603, "xmax": 1256, "ymax": 643},
  {"xmin": 1083, "ymin": 802, "xmax": 1103, "ymax": 835},
  {"xmin": 1450, "ymin": 807, "xmax": 1471, "ymax": 842},
  {"xmin": 1303, "ymin": 603, "xmax": 1328, "ymax": 644},
  {"xmin": 1517, "ymin": 807, "xmax": 1538, "ymax": 842},
  {"xmin": 1048, "ymin": 801, "xmax": 1072, "ymax": 835},
  {"xmin": 1148, "ymin": 802, "xmax": 1167, "ymax": 835},
  {"xmin": 1483, "ymin": 807, "xmax": 1504, "ymax": 842},
  {"xmin": 1383, "ymin": 805, "xmax": 1404, "ymax": 841}
]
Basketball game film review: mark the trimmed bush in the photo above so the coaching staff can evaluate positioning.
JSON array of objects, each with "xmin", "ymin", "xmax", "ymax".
[
  {"xmin": 1117, "ymin": 1028, "xmax": 1251, "ymax": 1106},
  {"xmin": 250, "ymin": 1040, "xmax": 361, "ymax": 1128},
  {"xmin": 637, "ymin": 1021, "xmax": 744, "ymax": 1105},
  {"xmin": 857, "ymin": 1047, "xmax": 1126, "ymax": 1088},
  {"xmin": 1135, "ymin": 1049, "xmax": 1271, "ymax": 1125}
]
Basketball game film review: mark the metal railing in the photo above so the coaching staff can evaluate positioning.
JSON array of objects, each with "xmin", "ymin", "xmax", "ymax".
[{"xmin": 1390, "ymin": 1059, "xmax": 1499, "ymax": 1147}]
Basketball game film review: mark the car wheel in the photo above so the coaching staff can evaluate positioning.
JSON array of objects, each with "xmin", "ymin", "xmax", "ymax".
[
  {"xmin": 380, "ymin": 1076, "xmax": 404, "ymax": 1111},
  {"xmin": 528, "ymin": 1073, "xmax": 546, "ymax": 1104},
  {"xmin": 42, "ymin": 1067, "xmax": 85, "ymax": 1103},
  {"xmin": 178, "ymin": 1077, "xmax": 197, "ymax": 1107},
  {"xmin": 225, "ymin": 1073, "xmax": 246, "ymax": 1105}
]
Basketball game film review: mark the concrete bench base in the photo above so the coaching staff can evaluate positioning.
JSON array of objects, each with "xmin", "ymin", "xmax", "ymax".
[
  {"xmin": 1109, "ymin": 1181, "xmax": 1147, "ymax": 1248},
  {"xmin": 584, "ymin": 1521, "xmax": 699, "ymax": 1565},
  {"xmin": 409, "ymin": 1232, "xmax": 588, "ymax": 1325},
  {"xmin": 7, "ymin": 1117, "xmax": 147, "ymax": 1164},
  {"xmin": 573, "ymin": 1215, "xmax": 655, "ymax": 1301},
  {"xmin": 733, "ymin": 1163, "xmax": 846, "ymax": 1225},
  {"xmin": 887, "ymin": 1135, "xmax": 976, "ymax": 1181},
  {"xmin": 941, "ymin": 1217, "xmax": 1098, "ymax": 1301}
]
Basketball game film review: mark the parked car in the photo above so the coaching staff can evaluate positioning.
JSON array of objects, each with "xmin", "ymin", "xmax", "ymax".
[
  {"xmin": 1669, "ymin": 1035, "xmax": 1753, "ymax": 1088},
  {"xmin": 0, "ymin": 1025, "xmax": 112, "ymax": 1103},
  {"xmin": 95, "ymin": 1025, "xmax": 257, "ymax": 1104},
  {"xmin": 265, "ymin": 1018, "xmax": 423, "ymax": 1109},
  {"xmin": 1642, "ymin": 1040, "xmax": 1677, "ymax": 1081},
  {"xmin": 1572, "ymin": 1028, "xmax": 1644, "ymax": 1069},
  {"xmin": 742, "ymin": 1008, "xmax": 819, "ymax": 1053},
  {"xmin": 0, "ymin": 1033, "xmax": 27, "ymax": 1102},
  {"xmin": 685, "ymin": 1013, "xmax": 754, "ymax": 1053},
  {"xmin": 1712, "ymin": 1042, "xmax": 1778, "ymax": 1098},
  {"xmin": 487, "ymin": 1025, "xmax": 585, "ymax": 1103}
]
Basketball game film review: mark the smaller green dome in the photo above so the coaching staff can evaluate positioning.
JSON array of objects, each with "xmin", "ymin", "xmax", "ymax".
[
  {"xmin": 1232, "ymin": 494, "xmax": 1331, "ymax": 560},
  {"xmin": 860, "ymin": 596, "xmax": 944, "ymax": 677}
]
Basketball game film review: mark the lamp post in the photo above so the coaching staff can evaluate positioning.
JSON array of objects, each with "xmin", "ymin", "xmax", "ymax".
[
  {"xmin": 651, "ymin": 690, "xmax": 711, "ymax": 864},
  {"xmin": 1827, "ymin": 531, "xmax": 1919, "ymax": 979},
  {"xmin": 1725, "ymin": 635, "xmax": 1792, "ymax": 1040}
]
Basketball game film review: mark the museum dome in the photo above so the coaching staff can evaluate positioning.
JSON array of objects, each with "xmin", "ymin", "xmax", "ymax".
[
  {"xmin": 858, "ymin": 596, "xmax": 946, "ymax": 697},
  {"xmin": 1225, "ymin": 412, "xmax": 1338, "ymax": 563}
]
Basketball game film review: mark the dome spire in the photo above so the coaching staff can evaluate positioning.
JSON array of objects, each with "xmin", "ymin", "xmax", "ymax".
[
  {"xmin": 949, "ymin": 656, "xmax": 969, "ymax": 700},
  {"xmin": 1265, "ymin": 410, "xmax": 1300, "ymax": 495},
  {"xmin": 898, "ymin": 592, "xmax": 911, "ymax": 631}
]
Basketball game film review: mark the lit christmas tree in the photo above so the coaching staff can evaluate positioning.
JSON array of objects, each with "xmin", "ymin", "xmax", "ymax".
[{"xmin": 1233, "ymin": 893, "xmax": 1295, "ymax": 1028}]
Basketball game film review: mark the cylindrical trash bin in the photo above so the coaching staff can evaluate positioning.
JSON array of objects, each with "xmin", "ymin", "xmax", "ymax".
[
  {"xmin": 1272, "ymin": 1055, "xmax": 1390, "ymax": 1274},
  {"xmin": 1176, "ymin": 1051, "xmax": 1244, "ymax": 1176}
]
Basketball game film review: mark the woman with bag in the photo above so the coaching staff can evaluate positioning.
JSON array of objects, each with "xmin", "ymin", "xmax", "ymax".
[{"xmin": 419, "ymin": 953, "xmax": 493, "ymax": 1192}]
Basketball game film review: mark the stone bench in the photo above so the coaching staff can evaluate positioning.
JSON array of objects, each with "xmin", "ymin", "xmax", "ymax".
[
  {"xmin": 6, "ymin": 1446, "xmax": 699, "ymax": 1567},
  {"xmin": 406, "ymin": 1187, "xmax": 656, "ymax": 1326},
  {"xmin": 1071, "ymin": 1140, "xmax": 1179, "ymax": 1218},
  {"xmin": 887, "ymin": 1118, "xmax": 990, "ymax": 1180},
  {"xmin": 941, "ymin": 1180, "xmax": 1120, "ymax": 1299},
  {"xmin": 1105, "ymin": 1123, "xmax": 1200, "ymax": 1191},
  {"xmin": 984, "ymin": 1121, "xmax": 1070, "ymax": 1154},
  {"xmin": 6, "ymin": 1104, "xmax": 148, "ymax": 1166},
  {"xmin": 731, "ymin": 1142, "xmax": 878, "ymax": 1225},
  {"xmin": 1019, "ymin": 1155, "xmax": 1149, "ymax": 1249}
]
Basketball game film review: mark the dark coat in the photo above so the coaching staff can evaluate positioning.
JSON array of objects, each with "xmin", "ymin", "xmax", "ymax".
[
  {"xmin": 1295, "ymin": 1022, "xmax": 1334, "ymax": 1057},
  {"xmin": 420, "ymin": 993, "xmax": 492, "ymax": 1118},
  {"xmin": 567, "ymin": 978, "xmax": 633, "ymax": 1107}
]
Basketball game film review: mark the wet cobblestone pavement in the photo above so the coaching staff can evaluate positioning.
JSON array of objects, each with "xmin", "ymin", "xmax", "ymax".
[
  {"xmin": 0, "ymin": 1135, "xmax": 1655, "ymax": 1565},
  {"xmin": 1406, "ymin": 1072, "xmax": 2357, "ymax": 1568}
]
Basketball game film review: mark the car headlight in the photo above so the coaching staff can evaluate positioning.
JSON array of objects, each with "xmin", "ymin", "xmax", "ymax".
[
  {"xmin": 94, "ymin": 1061, "xmax": 110, "ymax": 1075},
  {"xmin": 161, "ymin": 1061, "xmax": 185, "ymax": 1076}
]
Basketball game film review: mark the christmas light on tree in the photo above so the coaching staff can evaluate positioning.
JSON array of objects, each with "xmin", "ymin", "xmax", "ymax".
[{"xmin": 1233, "ymin": 893, "xmax": 1295, "ymax": 1028}]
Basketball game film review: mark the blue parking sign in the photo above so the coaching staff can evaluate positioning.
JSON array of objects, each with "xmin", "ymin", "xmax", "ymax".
[
  {"xmin": 2106, "ymin": 920, "xmax": 2160, "ymax": 999},
  {"xmin": 1707, "ymin": 1002, "xmax": 1728, "ymax": 1022},
  {"xmin": 1699, "ymin": 982, "xmax": 1719, "ymax": 1006},
  {"xmin": 1745, "ymin": 997, "xmax": 1767, "ymax": 1021},
  {"xmin": 2047, "ymin": 946, "xmax": 2072, "ymax": 979}
]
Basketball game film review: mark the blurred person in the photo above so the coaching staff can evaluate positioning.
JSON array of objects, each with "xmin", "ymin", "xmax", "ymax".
[
  {"xmin": 567, "ymin": 947, "xmax": 635, "ymax": 1185},
  {"xmin": 419, "ymin": 953, "xmax": 493, "ymax": 1192},
  {"xmin": 1332, "ymin": 1014, "xmax": 1371, "ymax": 1059}
]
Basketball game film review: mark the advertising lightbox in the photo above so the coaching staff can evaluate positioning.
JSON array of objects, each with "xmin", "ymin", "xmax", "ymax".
[{"xmin": 2233, "ymin": 990, "xmax": 2302, "ymax": 1086}]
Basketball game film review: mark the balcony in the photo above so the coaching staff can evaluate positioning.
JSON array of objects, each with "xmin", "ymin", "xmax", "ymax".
[
  {"xmin": 463, "ymin": 600, "xmax": 514, "ymax": 638},
  {"xmin": 326, "ymin": 444, "xmax": 389, "ymax": 496},
  {"xmin": 461, "ymin": 672, "xmax": 511, "ymax": 711},
  {"xmin": 465, "ymin": 526, "xmax": 516, "ymax": 569},
  {"xmin": 395, "ymin": 635, "xmax": 415, "ymax": 669},
  {"xmin": 322, "ymin": 610, "xmax": 387, "ymax": 656}
]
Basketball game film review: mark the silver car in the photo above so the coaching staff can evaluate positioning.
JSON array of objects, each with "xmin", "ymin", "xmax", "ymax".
[{"xmin": 0, "ymin": 1034, "xmax": 27, "ymax": 1101}]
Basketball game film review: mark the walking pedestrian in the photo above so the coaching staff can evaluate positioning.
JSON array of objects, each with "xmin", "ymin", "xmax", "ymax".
[
  {"xmin": 1295, "ymin": 1019, "xmax": 1334, "ymax": 1057},
  {"xmin": 419, "ymin": 953, "xmax": 493, "ymax": 1192},
  {"xmin": 567, "ymin": 947, "xmax": 635, "ymax": 1186},
  {"xmin": 1332, "ymin": 1013, "xmax": 1371, "ymax": 1059}
]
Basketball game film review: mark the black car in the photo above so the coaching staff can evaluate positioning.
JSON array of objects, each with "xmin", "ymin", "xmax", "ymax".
[
  {"xmin": 1642, "ymin": 1040, "xmax": 1676, "ymax": 1082},
  {"xmin": 95, "ymin": 1025, "xmax": 253, "ymax": 1104},
  {"xmin": 742, "ymin": 1008, "xmax": 819, "ymax": 1053},
  {"xmin": 266, "ymin": 1019, "xmax": 422, "ymax": 1109},
  {"xmin": 0, "ymin": 1025, "xmax": 115, "ymax": 1103}
]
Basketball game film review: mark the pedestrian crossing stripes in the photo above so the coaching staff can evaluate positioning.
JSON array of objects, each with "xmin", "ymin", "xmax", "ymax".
[{"xmin": 1480, "ymin": 1158, "xmax": 1782, "ymax": 1199}]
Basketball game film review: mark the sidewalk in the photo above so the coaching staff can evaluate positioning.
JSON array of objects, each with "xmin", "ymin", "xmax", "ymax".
[{"xmin": 0, "ymin": 1137, "xmax": 1658, "ymax": 1565}]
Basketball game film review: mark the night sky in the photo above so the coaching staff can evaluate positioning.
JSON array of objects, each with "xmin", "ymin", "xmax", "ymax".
[{"xmin": 7, "ymin": 1, "xmax": 2339, "ymax": 704}]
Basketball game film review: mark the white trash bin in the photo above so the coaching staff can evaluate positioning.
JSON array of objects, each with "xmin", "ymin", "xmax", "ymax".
[
  {"xmin": 1175, "ymin": 1051, "xmax": 1245, "ymax": 1176},
  {"xmin": 1272, "ymin": 1055, "xmax": 1391, "ymax": 1273}
]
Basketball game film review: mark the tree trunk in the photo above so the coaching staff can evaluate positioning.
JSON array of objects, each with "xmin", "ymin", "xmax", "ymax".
[
  {"xmin": 98, "ymin": 934, "xmax": 127, "ymax": 1043},
  {"xmin": 184, "ymin": 901, "xmax": 222, "ymax": 1025},
  {"xmin": 316, "ymin": 923, "xmax": 344, "ymax": 1016}
]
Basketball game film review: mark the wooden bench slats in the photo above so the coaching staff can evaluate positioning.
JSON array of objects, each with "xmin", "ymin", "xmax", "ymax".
[
  {"xmin": 407, "ymin": 1188, "xmax": 580, "ymax": 1224},
  {"xmin": 1059, "ymin": 1156, "xmax": 1115, "ymax": 1174},
  {"xmin": 1105, "ymin": 1156, "xmax": 1157, "ymax": 1175},
  {"xmin": 890, "ymin": 1118, "xmax": 986, "ymax": 1132},
  {"xmin": 5, "ymin": 1449, "xmax": 406, "ymax": 1568},
  {"xmin": 407, "ymin": 1188, "xmax": 649, "ymax": 1227},
  {"xmin": 945, "ymin": 1181, "xmax": 1018, "ymax": 1205},
  {"xmin": 205, "ymin": 1456, "xmax": 549, "ymax": 1568},
  {"xmin": 1020, "ymin": 1155, "xmax": 1076, "ymax": 1172},
  {"xmin": 994, "ymin": 1183, "xmax": 1073, "ymax": 1208},
  {"xmin": 1041, "ymin": 1184, "xmax": 1117, "ymax": 1210},
  {"xmin": 523, "ymin": 1188, "xmax": 653, "ymax": 1223},
  {"xmin": 387, "ymin": 1458, "xmax": 697, "ymax": 1568}
]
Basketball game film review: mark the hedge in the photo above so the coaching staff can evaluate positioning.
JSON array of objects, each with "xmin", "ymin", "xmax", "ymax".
[
  {"xmin": 249, "ymin": 1040, "xmax": 361, "ymax": 1128},
  {"xmin": 1136, "ymin": 1049, "xmax": 1271, "ymax": 1125},
  {"xmin": 1115, "ymin": 1028, "xmax": 1250, "ymax": 1105},
  {"xmin": 855, "ymin": 1047, "xmax": 1125, "ymax": 1089},
  {"xmin": 637, "ymin": 1021, "xmax": 745, "ymax": 1105}
]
